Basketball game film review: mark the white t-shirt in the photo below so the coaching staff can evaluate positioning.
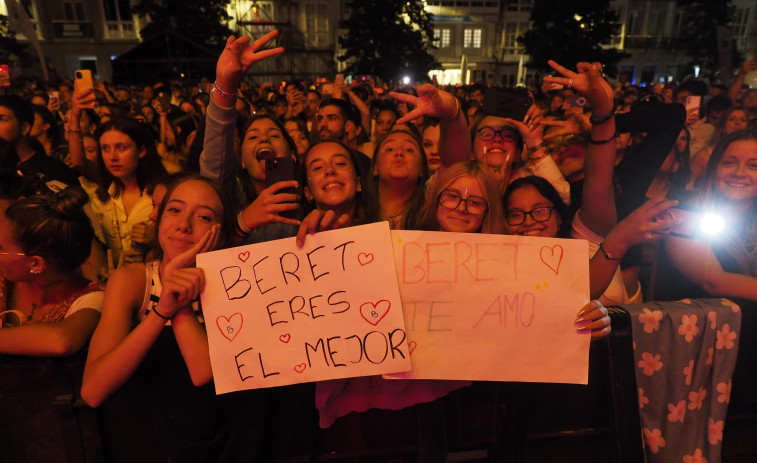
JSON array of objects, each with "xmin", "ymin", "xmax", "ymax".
[{"xmin": 65, "ymin": 290, "xmax": 105, "ymax": 318}]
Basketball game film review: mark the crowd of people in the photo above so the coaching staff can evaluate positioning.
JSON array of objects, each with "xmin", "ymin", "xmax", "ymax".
[{"xmin": 1, "ymin": 29, "xmax": 757, "ymax": 459}]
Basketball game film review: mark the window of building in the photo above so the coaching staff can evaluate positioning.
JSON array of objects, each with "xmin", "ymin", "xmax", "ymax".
[
  {"xmin": 304, "ymin": 3, "xmax": 329, "ymax": 47},
  {"xmin": 102, "ymin": 0, "xmax": 135, "ymax": 38},
  {"xmin": 463, "ymin": 28, "xmax": 482, "ymax": 48},
  {"xmin": 63, "ymin": 1, "xmax": 85, "ymax": 21},
  {"xmin": 434, "ymin": 28, "xmax": 450, "ymax": 48},
  {"xmin": 627, "ymin": 10, "xmax": 640, "ymax": 36}
]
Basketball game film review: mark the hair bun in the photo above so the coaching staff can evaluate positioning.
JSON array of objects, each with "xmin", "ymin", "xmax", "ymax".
[{"xmin": 47, "ymin": 186, "xmax": 89, "ymax": 217}]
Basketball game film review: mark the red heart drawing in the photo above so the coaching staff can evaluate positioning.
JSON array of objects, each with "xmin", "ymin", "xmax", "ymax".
[
  {"xmin": 408, "ymin": 340, "xmax": 418, "ymax": 354},
  {"xmin": 360, "ymin": 300, "xmax": 391, "ymax": 326},
  {"xmin": 279, "ymin": 333, "xmax": 291, "ymax": 344},
  {"xmin": 216, "ymin": 313, "xmax": 243, "ymax": 342},
  {"xmin": 238, "ymin": 250, "xmax": 250, "ymax": 263},
  {"xmin": 358, "ymin": 252, "xmax": 374, "ymax": 266},
  {"xmin": 540, "ymin": 245, "xmax": 563, "ymax": 275},
  {"xmin": 294, "ymin": 363, "xmax": 306, "ymax": 373}
]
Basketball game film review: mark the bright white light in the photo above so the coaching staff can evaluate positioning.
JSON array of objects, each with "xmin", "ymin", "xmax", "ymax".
[
  {"xmin": 110, "ymin": 55, "xmax": 117, "ymax": 61},
  {"xmin": 700, "ymin": 213, "xmax": 725, "ymax": 235},
  {"xmin": 694, "ymin": 65, "xmax": 700, "ymax": 78},
  {"xmin": 402, "ymin": 76, "xmax": 411, "ymax": 85}
]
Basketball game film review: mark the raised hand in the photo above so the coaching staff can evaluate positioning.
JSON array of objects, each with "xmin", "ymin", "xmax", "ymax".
[
  {"xmin": 157, "ymin": 268, "xmax": 206, "ymax": 318},
  {"xmin": 215, "ymin": 31, "xmax": 285, "ymax": 94},
  {"xmin": 543, "ymin": 61, "xmax": 614, "ymax": 113},
  {"xmin": 391, "ymin": 84, "xmax": 459, "ymax": 125}
]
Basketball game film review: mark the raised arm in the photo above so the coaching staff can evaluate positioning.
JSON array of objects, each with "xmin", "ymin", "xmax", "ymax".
[
  {"xmin": 544, "ymin": 61, "xmax": 617, "ymax": 236},
  {"xmin": 392, "ymin": 84, "xmax": 470, "ymax": 168},
  {"xmin": 67, "ymin": 81, "xmax": 100, "ymax": 182},
  {"xmin": 200, "ymin": 32, "xmax": 284, "ymax": 187}
]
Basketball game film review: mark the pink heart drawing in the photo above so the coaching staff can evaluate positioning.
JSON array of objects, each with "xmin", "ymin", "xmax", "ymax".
[
  {"xmin": 279, "ymin": 333, "xmax": 291, "ymax": 344},
  {"xmin": 217, "ymin": 313, "xmax": 243, "ymax": 342},
  {"xmin": 360, "ymin": 300, "xmax": 391, "ymax": 326},
  {"xmin": 408, "ymin": 341, "xmax": 418, "ymax": 354},
  {"xmin": 238, "ymin": 250, "xmax": 250, "ymax": 263},
  {"xmin": 294, "ymin": 363, "xmax": 307, "ymax": 373},
  {"xmin": 358, "ymin": 252, "xmax": 374, "ymax": 266},
  {"xmin": 540, "ymin": 245, "xmax": 563, "ymax": 275}
]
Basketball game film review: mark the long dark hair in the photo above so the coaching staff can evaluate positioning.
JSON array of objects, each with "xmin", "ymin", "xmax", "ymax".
[
  {"xmin": 504, "ymin": 176, "xmax": 572, "ymax": 238},
  {"xmin": 95, "ymin": 116, "xmax": 167, "ymax": 202}
]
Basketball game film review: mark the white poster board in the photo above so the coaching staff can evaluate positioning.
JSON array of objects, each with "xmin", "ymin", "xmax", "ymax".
[
  {"xmin": 197, "ymin": 222, "xmax": 411, "ymax": 393},
  {"xmin": 385, "ymin": 230, "xmax": 591, "ymax": 384}
]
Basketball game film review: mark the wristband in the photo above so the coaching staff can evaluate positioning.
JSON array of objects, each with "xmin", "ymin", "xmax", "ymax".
[
  {"xmin": 236, "ymin": 211, "xmax": 252, "ymax": 235},
  {"xmin": 598, "ymin": 242, "xmax": 623, "ymax": 261},
  {"xmin": 152, "ymin": 305, "xmax": 171, "ymax": 321},
  {"xmin": 212, "ymin": 82, "xmax": 237, "ymax": 99},
  {"xmin": 588, "ymin": 135, "xmax": 616, "ymax": 145},
  {"xmin": 589, "ymin": 101, "xmax": 617, "ymax": 126}
]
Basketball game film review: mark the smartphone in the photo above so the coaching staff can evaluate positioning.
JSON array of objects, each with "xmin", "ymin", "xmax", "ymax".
[
  {"xmin": 481, "ymin": 88, "xmax": 532, "ymax": 122},
  {"xmin": 75, "ymin": 69, "xmax": 93, "ymax": 94},
  {"xmin": 335, "ymin": 74, "xmax": 344, "ymax": 85},
  {"xmin": 684, "ymin": 95, "xmax": 701, "ymax": 112},
  {"xmin": 48, "ymin": 90, "xmax": 60, "ymax": 110},
  {"xmin": 655, "ymin": 207, "xmax": 725, "ymax": 239},
  {"xmin": 265, "ymin": 156, "xmax": 298, "ymax": 219},
  {"xmin": 321, "ymin": 83, "xmax": 334, "ymax": 96},
  {"xmin": 156, "ymin": 89, "xmax": 171, "ymax": 112}
]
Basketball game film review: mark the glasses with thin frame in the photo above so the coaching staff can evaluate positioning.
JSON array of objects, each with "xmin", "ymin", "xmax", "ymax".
[
  {"xmin": 0, "ymin": 251, "xmax": 26, "ymax": 256},
  {"xmin": 506, "ymin": 206, "xmax": 554, "ymax": 226},
  {"xmin": 438, "ymin": 190, "xmax": 488, "ymax": 215}
]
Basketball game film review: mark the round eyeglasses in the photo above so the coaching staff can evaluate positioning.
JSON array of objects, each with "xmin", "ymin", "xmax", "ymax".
[
  {"xmin": 476, "ymin": 127, "xmax": 517, "ymax": 142},
  {"xmin": 438, "ymin": 190, "xmax": 488, "ymax": 215},
  {"xmin": 505, "ymin": 206, "xmax": 554, "ymax": 225}
]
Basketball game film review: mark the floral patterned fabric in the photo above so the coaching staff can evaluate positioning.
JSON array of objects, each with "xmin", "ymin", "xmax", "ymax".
[{"xmin": 626, "ymin": 298, "xmax": 741, "ymax": 463}]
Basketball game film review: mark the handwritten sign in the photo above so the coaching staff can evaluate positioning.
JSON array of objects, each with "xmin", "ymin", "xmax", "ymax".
[
  {"xmin": 385, "ymin": 230, "xmax": 591, "ymax": 384},
  {"xmin": 197, "ymin": 222, "xmax": 411, "ymax": 393}
]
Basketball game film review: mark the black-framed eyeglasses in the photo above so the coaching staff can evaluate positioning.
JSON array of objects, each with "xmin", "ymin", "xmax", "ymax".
[
  {"xmin": 438, "ymin": 189, "xmax": 488, "ymax": 215},
  {"xmin": 476, "ymin": 127, "xmax": 517, "ymax": 142},
  {"xmin": 506, "ymin": 206, "xmax": 554, "ymax": 225}
]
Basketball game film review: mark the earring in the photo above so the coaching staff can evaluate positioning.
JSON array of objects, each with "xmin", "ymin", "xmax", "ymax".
[
  {"xmin": 373, "ymin": 169, "xmax": 378, "ymax": 176},
  {"xmin": 30, "ymin": 268, "xmax": 41, "ymax": 275},
  {"xmin": 241, "ymin": 161, "xmax": 246, "ymax": 169}
]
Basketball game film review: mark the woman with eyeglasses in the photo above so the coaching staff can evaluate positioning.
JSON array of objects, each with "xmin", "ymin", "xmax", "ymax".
[
  {"xmin": 390, "ymin": 85, "xmax": 570, "ymax": 203},
  {"xmin": 420, "ymin": 160, "xmax": 504, "ymax": 234}
]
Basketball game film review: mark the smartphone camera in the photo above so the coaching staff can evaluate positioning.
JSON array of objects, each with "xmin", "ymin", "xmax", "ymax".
[{"xmin": 698, "ymin": 212, "xmax": 725, "ymax": 236}]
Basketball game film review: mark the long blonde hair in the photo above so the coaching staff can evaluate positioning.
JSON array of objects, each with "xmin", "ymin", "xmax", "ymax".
[{"xmin": 421, "ymin": 161, "xmax": 505, "ymax": 234}]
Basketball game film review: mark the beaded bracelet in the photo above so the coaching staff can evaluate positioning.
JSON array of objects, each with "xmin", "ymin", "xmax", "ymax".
[
  {"xmin": 589, "ymin": 101, "xmax": 617, "ymax": 126},
  {"xmin": 212, "ymin": 82, "xmax": 237, "ymax": 99},
  {"xmin": 598, "ymin": 242, "xmax": 623, "ymax": 261}
]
